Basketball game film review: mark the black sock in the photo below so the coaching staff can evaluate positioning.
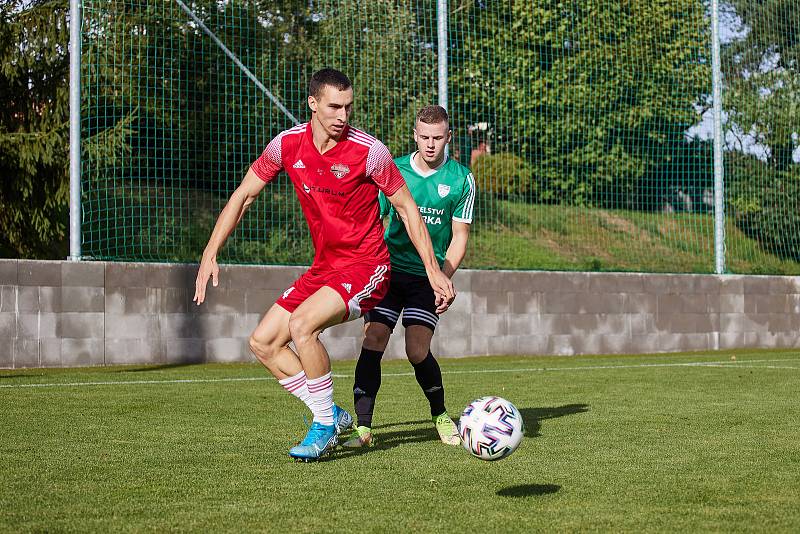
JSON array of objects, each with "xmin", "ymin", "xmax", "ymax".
[
  {"xmin": 353, "ymin": 347, "xmax": 383, "ymax": 428},
  {"xmin": 412, "ymin": 352, "xmax": 446, "ymax": 418}
]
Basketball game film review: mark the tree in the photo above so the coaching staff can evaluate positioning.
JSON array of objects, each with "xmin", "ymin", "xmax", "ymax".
[
  {"xmin": 0, "ymin": 0, "xmax": 70, "ymax": 258},
  {"xmin": 723, "ymin": 0, "xmax": 799, "ymax": 171},
  {"xmin": 311, "ymin": 0, "xmax": 437, "ymax": 153},
  {"xmin": 79, "ymin": 0, "xmax": 316, "ymax": 260},
  {"xmin": 722, "ymin": 0, "xmax": 800, "ymax": 261},
  {"xmin": 448, "ymin": 0, "xmax": 710, "ymax": 209},
  {"xmin": 79, "ymin": 0, "xmax": 436, "ymax": 262}
]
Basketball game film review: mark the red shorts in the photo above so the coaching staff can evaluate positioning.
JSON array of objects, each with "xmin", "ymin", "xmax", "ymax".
[{"xmin": 276, "ymin": 263, "xmax": 390, "ymax": 321}]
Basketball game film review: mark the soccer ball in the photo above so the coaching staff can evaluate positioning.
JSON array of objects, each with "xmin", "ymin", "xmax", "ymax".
[{"xmin": 459, "ymin": 396, "xmax": 524, "ymax": 461}]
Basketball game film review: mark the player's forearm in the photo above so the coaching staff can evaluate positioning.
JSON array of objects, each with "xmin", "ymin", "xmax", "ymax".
[
  {"xmin": 401, "ymin": 209, "xmax": 441, "ymax": 275},
  {"xmin": 202, "ymin": 190, "xmax": 250, "ymax": 260},
  {"xmin": 442, "ymin": 235, "xmax": 468, "ymax": 278}
]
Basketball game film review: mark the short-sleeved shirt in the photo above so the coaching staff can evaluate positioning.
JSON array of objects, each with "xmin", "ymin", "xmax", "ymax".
[
  {"xmin": 379, "ymin": 153, "xmax": 476, "ymax": 276},
  {"xmin": 251, "ymin": 122, "xmax": 406, "ymax": 270}
]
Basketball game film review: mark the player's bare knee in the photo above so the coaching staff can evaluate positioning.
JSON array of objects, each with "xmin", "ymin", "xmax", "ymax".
[
  {"xmin": 248, "ymin": 334, "xmax": 277, "ymax": 361},
  {"xmin": 406, "ymin": 348, "xmax": 428, "ymax": 365},
  {"xmin": 247, "ymin": 334, "xmax": 262, "ymax": 356},
  {"xmin": 288, "ymin": 314, "xmax": 319, "ymax": 348},
  {"xmin": 363, "ymin": 324, "xmax": 390, "ymax": 350}
]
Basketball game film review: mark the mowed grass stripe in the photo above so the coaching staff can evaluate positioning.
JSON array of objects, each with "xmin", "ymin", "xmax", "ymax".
[
  {"xmin": 2, "ymin": 350, "xmax": 799, "ymax": 532},
  {"xmin": 3, "ymin": 357, "xmax": 800, "ymax": 390}
]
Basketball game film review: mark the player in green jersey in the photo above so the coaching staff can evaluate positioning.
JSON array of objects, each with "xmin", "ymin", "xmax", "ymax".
[{"xmin": 344, "ymin": 105, "xmax": 476, "ymax": 447}]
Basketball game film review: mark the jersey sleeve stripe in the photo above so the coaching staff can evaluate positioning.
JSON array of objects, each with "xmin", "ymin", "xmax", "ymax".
[
  {"xmin": 347, "ymin": 128, "xmax": 377, "ymax": 145},
  {"xmin": 348, "ymin": 129, "xmax": 375, "ymax": 140},
  {"xmin": 461, "ymin": 172, "xmax": 476, "ymax": 221},
  {"xmin": 348, "ymin": 137, "xmax": 373, "ymax": 148},
  {"xmin": 366, "ymin": 141, "xmax": 405, "ymax": 197}
]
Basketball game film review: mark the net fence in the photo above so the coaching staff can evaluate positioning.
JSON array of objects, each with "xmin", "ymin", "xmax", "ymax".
[
  {"xmin": 719, "ymin": 0, "xmax": 800, "ymax": 274},
  {"xmin": 80, "ymin": 0, "xmax": 800, "ymax": 274}
]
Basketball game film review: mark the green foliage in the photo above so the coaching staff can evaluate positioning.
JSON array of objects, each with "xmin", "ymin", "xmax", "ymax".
[
  {"xmin": 721, "ymin": 0, "xmax": 800, "ymax": 262},
  {"xmin": 0, "ymin": 0, "xmax": 70, "ymax": 258},
  {"xmin": 82, "ymin": 181, "xmax": 312, "ymax": 264},
  {"xmin": 470, "ymin": 153, "xmax": 534, "ymax": 200},
  {"xmin": 69, "ymin": 0, "xmax": 799, "ymax": 268},
  {"xmin": 723, "ymin": 0, "xmax": 800, "ymax": 172},
  {"xmin": 449, "ymin": 0, "xmax": 709, "ymax": 208},
  {"xmin": 81, "ymin": 0, "xmax": 318, "ymax": 259},
  {"xmin": 312, "ymin": 1, "xmax": 437, "ymax": 153},
  {"xmin": 638, "ymin": 138, "xmax": 714, "ymax": 213},
  {"xmin": 727, "ymin": 152, "xmax": 800, "ymax": 262},
  {"xmin": 81, "ymin": 0, "xmax": 436, "ymax": 261}
]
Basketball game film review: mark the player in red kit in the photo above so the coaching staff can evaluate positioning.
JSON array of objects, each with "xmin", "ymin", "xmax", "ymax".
[{"xmin": 193, "ymin": 69, "xmax": 454, "ymax": 461}]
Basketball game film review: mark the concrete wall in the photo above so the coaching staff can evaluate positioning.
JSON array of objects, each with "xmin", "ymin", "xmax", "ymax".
[{"xmin": 1, "ymin": 259, "xmax": 798, "ymax": 368}]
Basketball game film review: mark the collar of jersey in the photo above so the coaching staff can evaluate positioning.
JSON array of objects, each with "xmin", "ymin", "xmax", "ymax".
[
  {"xmin": 410, "ymin": 151, "xmax": 448, "ymax": 178},
  {"xmin": 305, "ymin": 121, "xmax": 350, "ymax": 156}
]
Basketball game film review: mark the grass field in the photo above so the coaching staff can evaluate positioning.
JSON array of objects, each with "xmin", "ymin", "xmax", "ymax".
[{"xmin": 2, "ymin": 350, "xmax": 799, "ymax": 532}]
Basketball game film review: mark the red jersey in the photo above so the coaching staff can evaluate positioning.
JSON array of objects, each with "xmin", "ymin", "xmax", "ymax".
[{"xmin": 251, "ymin": 122, "xmax": 405, "ymax": 269}]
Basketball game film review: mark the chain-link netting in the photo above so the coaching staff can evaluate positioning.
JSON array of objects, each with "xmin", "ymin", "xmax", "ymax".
[
  {"xmin": 720, "ymin": 0, "xmax": 800, "ymax": 273},
  {"xmin": 80, "ymin": 1, "xmax": 800, "ymax": 274}
]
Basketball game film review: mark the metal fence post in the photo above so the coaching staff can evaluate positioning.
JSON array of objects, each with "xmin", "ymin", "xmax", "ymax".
[
  {"xmin": 711, "ymin": 0, "xmax": 725, "ymax": 274},
  {"xmin": 68, "ymin": 0, "xmax": 82, "ymax": 261},
  {"xmin": 437, "ymin": 0, "xmax": 448, "ymax": 158}
]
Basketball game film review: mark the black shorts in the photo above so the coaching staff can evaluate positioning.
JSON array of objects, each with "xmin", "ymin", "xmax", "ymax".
[{"xmin": 363, "ymin": 271, "xmax": 439, "ymax": 332}]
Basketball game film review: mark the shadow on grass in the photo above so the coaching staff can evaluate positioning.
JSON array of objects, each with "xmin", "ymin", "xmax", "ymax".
[
  {"xmin": 520, "ymin": 404, "xmax": 589, "ymax": 438},
  {"xmin": 335, "ymin": 403, "xmax": 590, "ymax": 459},
  {"xmin": 372, "ymin": 419, "xmax": 430, "ymax": 430},
  {"xmin": 497, "ymin": 484, "xmax": 561, "ymax": 498},
  {"xmin": 113, "ymin": 363, "xmax": 203, "ymax": 373},
  {"xmin": 334, "ymin": 422, "xmax": 439, "ymax": 459}
]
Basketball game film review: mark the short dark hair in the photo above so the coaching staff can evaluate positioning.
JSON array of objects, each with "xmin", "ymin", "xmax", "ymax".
[
  {"xmin": 308, "ymin": 68, "xmax": 352, "ymax": 99},
  {"xmin": 416, "ymin": 105, "xmax": 449, "ymax": 125}
]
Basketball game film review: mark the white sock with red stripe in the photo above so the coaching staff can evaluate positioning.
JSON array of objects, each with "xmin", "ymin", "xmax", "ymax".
[
  {"xmin": 306, "ymin": 372, "xmax": 335, "ymax": 427},
  {"xmin": 278, "ymin": 370, "xmax": 310, "ymax": 404}
]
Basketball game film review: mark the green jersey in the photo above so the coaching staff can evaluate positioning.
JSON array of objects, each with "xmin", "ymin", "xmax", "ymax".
[{"xmin": 378, "ymin": 152, "xmax": 476, "ymax": 276}]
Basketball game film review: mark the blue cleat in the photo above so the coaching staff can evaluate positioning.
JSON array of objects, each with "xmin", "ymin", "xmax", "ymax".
[
  {"xmin": 333, "ymin": 404, "xmax": 354, "ymax": 435},
  {"xmin": 289, "ymin": 422, "xmax": 338, "ymax": 461}
]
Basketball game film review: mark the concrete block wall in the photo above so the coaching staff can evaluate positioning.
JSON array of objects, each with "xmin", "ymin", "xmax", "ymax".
[{"xmin": 1, "ymin": 259, "xmax": 798, "ymax": 368}]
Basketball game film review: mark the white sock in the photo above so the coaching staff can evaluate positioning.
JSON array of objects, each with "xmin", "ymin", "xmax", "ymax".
[
  {"xmin": 306, "ymin": 372, "xmax": 334, "ymax": 427},
  {"xmin": 278, "ymin": 371, "xmax": 310, "ymax": 405}
]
